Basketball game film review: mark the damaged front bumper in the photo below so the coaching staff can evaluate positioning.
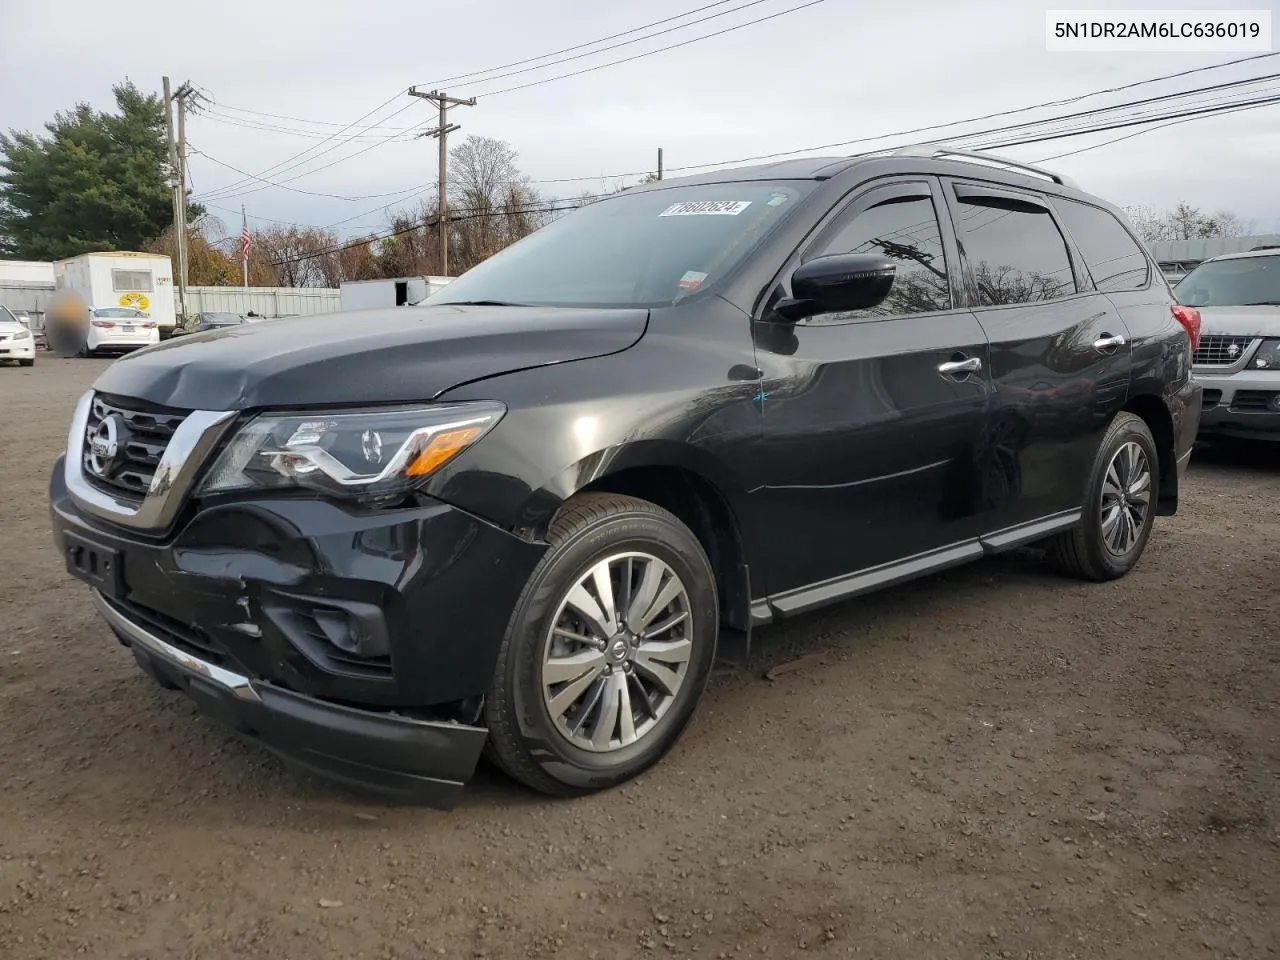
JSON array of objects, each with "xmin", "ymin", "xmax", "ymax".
[
  {"xmin": 49, "ymin": 455, "xmax": 547, "ymax": 809},
  {"xmin": 95, "ymin": 589, "xmax": 489, "ymax": 806}
]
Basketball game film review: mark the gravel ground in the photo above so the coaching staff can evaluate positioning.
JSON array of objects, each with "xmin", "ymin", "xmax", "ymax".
[{"xmin": 1, "ymin": 357, "xmax": 1277, "ymax": 960}]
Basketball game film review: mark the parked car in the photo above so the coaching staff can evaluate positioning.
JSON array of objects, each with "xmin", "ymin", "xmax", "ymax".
[
  {"xmin": 191, "ymin": 311, "xmax": 248, "ymax": 333},
  {"xmin": 1173, "ymin": 247, "xmax": 1280, "ymax": 441},
  {"xmin": 0, "ymin": 305, "xmax": 35, "ymax": 366},
  {"xmin": 48, "ymin": 146, "xmax": 1202, "ymax": 809},
  {"xmin": 80, "ymin": 306, "xmax": 159, "ymax": 356}
]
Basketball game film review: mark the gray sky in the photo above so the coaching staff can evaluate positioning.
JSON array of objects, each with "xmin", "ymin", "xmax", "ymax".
[{"xmin": 3, "ymin": 0, "xmax": 1279, "ymax": 240}]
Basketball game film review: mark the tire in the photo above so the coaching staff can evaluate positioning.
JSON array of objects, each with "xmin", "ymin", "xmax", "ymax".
[
  {"xmin": 484, "ymin": 492, "xmax": 719, "ymax": 797},
  {"xmin": 18, "ymin": 359, "xmax": 33, "ymax": 367},
  {"xmin": 1049, "ymin": 412, "xmax": 1160, "ymax": 582}
]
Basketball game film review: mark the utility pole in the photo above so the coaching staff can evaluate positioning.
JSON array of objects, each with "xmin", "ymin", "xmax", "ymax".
[
  {"xmin": 163, "ymin": 78, "xmax": 194, "ymax": 319},
  {"xmin": 174, "ymin": 82, "xmax": 192, "ymax": 313},
  {"xmin": 657, "ymin": 148, "xmax": 664, "ymax": 181},
  {"xmin": 162, "ymin": 76, "xmax": 186, "ymax": 320},
  {"xmin": 408, "ymin": 87, "xmax": 474, "ymax": 277}
]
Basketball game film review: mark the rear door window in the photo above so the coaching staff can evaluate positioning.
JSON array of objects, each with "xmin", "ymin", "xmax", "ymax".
[
  {"xmin": 1053, "ymin": 199, "xmax": 1149, "ymax": 291},
  {"xmin": 953, "ymin": 189, "xmax": 1077, "ymax": 306}
]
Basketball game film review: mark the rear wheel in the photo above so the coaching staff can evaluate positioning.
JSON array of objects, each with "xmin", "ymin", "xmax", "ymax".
[
  {"xmin": 1049, "ymin": 412, "xmax": 1159, "ymax": 581},
  {"xmin": 484, "ymin": 493, "xmax": 718, "ymax": 797},
  {"xmin": 18, "ymin": 358, "xmax": 33, "ymax": 367}
]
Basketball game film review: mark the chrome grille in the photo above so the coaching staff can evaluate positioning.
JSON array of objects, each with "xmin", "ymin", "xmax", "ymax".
[
  {"xmin": 82, "ymin": 393, "xmax": 190, "ymax": 500},
  {"xmin": 1193, "ymin": 335, "xmax": 1255, "ymax": 366}
]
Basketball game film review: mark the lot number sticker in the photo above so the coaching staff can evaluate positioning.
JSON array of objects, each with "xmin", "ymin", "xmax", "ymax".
[{"xmin": 659, "ymin": 200, "xmax": 752, "ymax": 217}]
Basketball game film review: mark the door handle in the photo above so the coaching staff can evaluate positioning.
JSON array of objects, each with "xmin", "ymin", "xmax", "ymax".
[
  {"xmin": 937, "ymin": 356, "xmax": 982, "ymax": 377},
  {"xmin": 1094, "ymin": 333, "xmax": 1126, "ymax": 351}
]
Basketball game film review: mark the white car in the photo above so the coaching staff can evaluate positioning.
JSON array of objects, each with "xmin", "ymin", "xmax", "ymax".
[
  {"xmin": 0, "ymin": 305, "xmax": 36, "ymax": 367},
  {"xmin": 84, "ymin": 306, "xmax": 160, "ymax": 356}
]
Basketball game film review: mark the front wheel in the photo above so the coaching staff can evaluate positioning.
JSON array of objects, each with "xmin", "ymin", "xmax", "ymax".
[
  {"xmin": 18, "ymin": 359, "xmax": 33, "ymax": 367},
  {"xmin": 484, "ymin": 493, "xmax": 718, "ymax": 797},
  {"xmin": 1049, "ymin": 411, "xmax": 1159, "ymax": 581}
]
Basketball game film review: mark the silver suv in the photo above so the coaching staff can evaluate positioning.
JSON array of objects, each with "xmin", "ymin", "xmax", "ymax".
[{"xmin": 1175, "ymin": 247, "xmax": 1280, "ymax": 441}]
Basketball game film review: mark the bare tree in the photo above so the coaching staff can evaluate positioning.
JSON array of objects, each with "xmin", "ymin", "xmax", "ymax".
[
  {"xmin": 1123, "ymin": 202, "xmax": 1256, "ymax": 244},
  {"xmin": 250, "ymin": 225, "xmax": 343, "ymax": 287},
  {"xmin": 445, "ymin": 134, "xmax": 550, "ymax": 272}
]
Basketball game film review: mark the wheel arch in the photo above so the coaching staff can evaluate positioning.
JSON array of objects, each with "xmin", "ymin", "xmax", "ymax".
[
  {"xmin": 543, "ymin": 444, "xmax": 753, "ymax": 634},
  {"xmin": 1121, "ymin": 390, "xmax": 1176, "ymax": 516}
]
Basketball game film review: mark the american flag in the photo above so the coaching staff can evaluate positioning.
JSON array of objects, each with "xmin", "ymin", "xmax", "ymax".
[{"xmin": 239, "ymin": 217, "xmax": 252, "ymax": 260}]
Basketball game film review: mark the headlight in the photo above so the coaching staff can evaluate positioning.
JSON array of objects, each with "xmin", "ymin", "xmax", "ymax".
[
  {"xmin": 12, "ymin": 328, "xmax": 31, "ymax": 341},
  {"xmin": 1250, "ymin": 339, "xmax": 1280, "ymax": 370},
  {"xmin": 198, "ymin": 402, "xmax": 504, "ymax": 505}
]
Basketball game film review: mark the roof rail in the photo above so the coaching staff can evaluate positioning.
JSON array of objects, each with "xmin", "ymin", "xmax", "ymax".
[{"xmin": 888, "ymin": 143, "xmax": 1078, "ymax": 189}]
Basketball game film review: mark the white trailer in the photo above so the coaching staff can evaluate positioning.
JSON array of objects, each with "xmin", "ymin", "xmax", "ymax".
[
  {"xmin": 54, "ymin": 251, "xmax": 177, "ymax": 337},
  {"xmin": 339, "ymin": 276, "xmax": 453, "ymax": 312}
]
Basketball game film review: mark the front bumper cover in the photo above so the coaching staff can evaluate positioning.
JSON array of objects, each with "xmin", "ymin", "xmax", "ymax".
[
  {"xmin": 50, "ymin": 452, "xmax": 548, "ymax": 807},
  {"xmin": 96, "ymin": 590, "xmax": 488, "ymax": 808},
  {"xmin": 1194, "ymin": 368, "xmax": 1280, "ymax": 440}
]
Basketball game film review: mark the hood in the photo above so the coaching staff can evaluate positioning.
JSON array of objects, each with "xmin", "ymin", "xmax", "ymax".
[
  {"xmin": 92, "ymin": 304, "xmax": 648, "ymax": 410},
  {"xmin": 0, "ymin": 320, "xmax": 27, "ymax": 335},
  {"xmin": 1194, "ymin": 305, "xmax": 1280, "ymax": 338}
]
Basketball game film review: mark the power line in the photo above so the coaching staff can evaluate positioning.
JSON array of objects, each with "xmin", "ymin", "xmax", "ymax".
[
  {"xmin": 195, "ymin": 92, "xmax": 417, "ymax": 200},
  {"xmin": 195, "ymin": 103, "xmax": 430, "ymax": 202},
  {"xmin": 418, "ymin": 0, "xmax": 742, "ymax": 86},
  {"xmin": 642, "ymin": 56, "xmax": 1280, "ymax": 176},
  {"xmin": 970, "ymin": 91, "xmax": 1280, "ymax": 152},
  {"xmin": 196, "ymin": 109, "xmax": 422, "ymax": 142},
  {"xmin": 199, "ymin": 100, "xmax": 417, "ymax": 133},
  {"xmin": 477, "ymin": 0, "xmax": 827, "ymax": 97},
  {"xmin": 191, "ymin": 147, "xmax": 431, "ymax": 201},
  {"xmin": 427, "ymin": 0, "xmax": 780, "ymax": 91},
  {"xmin": 1031, "ymin": 97, "xmax": 1280, "ymax": 162}
]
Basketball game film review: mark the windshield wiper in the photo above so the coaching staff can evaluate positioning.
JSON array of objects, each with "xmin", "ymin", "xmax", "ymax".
[
  {"xmin": 433, "ymin": 299, "xmax": 525, "ymax": 307},
  {"xmin": 1239, "ymin": 300, "xmax": 1280, "ymax": 306}
]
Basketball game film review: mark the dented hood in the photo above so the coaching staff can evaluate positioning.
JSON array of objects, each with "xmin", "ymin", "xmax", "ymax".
[{"xmin": 92, "ymin": 303, "xmax": 649, "ymax": 410}]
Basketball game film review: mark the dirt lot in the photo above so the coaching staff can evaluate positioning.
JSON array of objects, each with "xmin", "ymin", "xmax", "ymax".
[{"xmin": 0, "ymin": 357, "xmax": 1276, "ymax": 960}]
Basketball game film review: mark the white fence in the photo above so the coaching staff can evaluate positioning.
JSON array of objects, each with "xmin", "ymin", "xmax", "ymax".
[{"xmin": 179, "ymin": 286, "xmax": 340, "ymax": 318}]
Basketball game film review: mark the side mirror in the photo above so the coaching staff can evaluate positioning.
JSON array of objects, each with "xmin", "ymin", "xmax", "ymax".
[{"xmin": 775, "ymin": 253, "xmax": 896, "ymax": 321}]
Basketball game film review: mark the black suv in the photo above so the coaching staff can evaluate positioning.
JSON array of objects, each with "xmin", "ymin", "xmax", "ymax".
[{"xmin": 49, "ymin": 146, "xmax": 1203, "ymax": 808}]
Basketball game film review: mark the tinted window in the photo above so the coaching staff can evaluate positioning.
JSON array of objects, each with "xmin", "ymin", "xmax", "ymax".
[
  {"xmin": 1054, "ymin": 199, "xmax": 1148, "ymax": 291},
  {"xmin": 1174, "ymin": 254, "xmax": 1280, "ymax": 307},
  {"xmin": 806, "ymin": 194, "xmax": 951, "ymax": 321},
  {"xmin": 957, "ymin": 196, "xmax": 1076, "ymax": 305},
  {"xmin": 434, "ymin": 181, "xmax": 816, "ymax": 309}
]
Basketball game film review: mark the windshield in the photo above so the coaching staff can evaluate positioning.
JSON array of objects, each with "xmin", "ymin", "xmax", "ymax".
[
  {"xmin": 1174, "ymin": 254, "xmax": 1280, "ymax": 306},
  {"xmin": 434, "ymin": 181, "xmax": 817, "ymax": 308},
  {"xmin": 201, "ymin": 312, "xmax": 244, "ymax": 324},
  {"xmin": 94, "ymin": 307, "xmax": 145, "ymax": 318},
  {"xmin": 0, "ymin": 306, "xmax": 17, "ymax": 325}
]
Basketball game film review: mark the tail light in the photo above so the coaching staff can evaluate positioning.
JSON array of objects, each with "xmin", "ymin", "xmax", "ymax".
[
  {"xmin": 90, "ymin": 320, "xmax": 116, "ymax": 329},
  {"xmin": 1172, "ymin": 305, "xmax": 1201, "ymax": 351},
  {"xmin": 141, "ymin": 321, "xmax": 157, "ymax": 329}
]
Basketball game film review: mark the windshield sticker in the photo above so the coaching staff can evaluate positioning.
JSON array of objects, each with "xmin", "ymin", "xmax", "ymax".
[
  {"xmin": 767, "ymin": 193, "xmax": 789, "ymax": 207},
  {"xmin": 659, "ymin": 200, "xmax": 752, "ymax": 217},
  {"xmin": 677, "ymin": 270, "xmax": 708, "ymax": 291}
]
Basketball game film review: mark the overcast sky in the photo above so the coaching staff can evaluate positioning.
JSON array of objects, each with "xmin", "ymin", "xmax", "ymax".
[{"xmin": 2, "ymin": 0, "xmax": 1279, "ymax": 241}]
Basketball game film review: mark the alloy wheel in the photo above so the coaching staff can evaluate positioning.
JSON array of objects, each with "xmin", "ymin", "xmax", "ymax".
[
  {"xmin": 540, "ymin": 551, "xmax": 693, "ymax": 753},
  {"xmin": 1100, "ymin": 440, "xmax": 1151, "ymax": 556}
]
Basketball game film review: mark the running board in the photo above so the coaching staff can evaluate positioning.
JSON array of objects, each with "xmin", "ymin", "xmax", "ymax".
[{"xmin": 747, "ymin": 511, "xmax": 1083, "ymax": 626}]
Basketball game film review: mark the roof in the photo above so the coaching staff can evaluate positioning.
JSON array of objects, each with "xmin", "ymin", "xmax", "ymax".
[
  {"xmin": 1203, "ymin": 246, "xmax": 1280, "ymax": 263},
  {"xmin": 54, "ymin": 251, "xmax": 171, "ymax": 264},
  {"xmin": 642, "ymin": 145, "xmax": 1077, "ymax": 191}
]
